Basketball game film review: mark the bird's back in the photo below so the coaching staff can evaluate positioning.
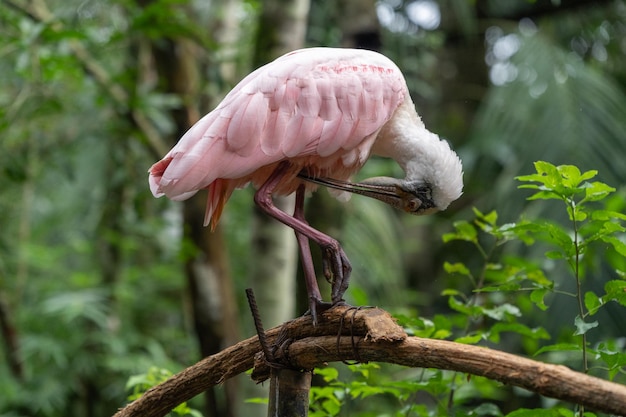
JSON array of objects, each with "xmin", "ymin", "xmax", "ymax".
[{"xmin": 149, "ymin": 48, "xmax": 410, "ymax": 226}]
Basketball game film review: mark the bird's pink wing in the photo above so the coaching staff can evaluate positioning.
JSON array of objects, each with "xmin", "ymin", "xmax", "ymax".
[{"xmin": 149, "ymin": 48, "xmax": 408, "ymax": 224}]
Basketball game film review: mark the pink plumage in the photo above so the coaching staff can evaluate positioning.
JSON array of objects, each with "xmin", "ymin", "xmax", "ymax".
[
  {"xmin": 149, "ymin": 48, "xmax": 408, "ymax": 228},
  {"xmin": 149, "ymin": 47, "xmax": 463, "ymax": 321}
]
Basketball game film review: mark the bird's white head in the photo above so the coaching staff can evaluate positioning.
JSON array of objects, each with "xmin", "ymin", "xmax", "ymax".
[
  {"xmin": 369, "ymin": 106, "xmax": 464, "ymax": 214},
  {"xmin": 406, "ymin": 130, "xmax": 463, "ymax": 213}
]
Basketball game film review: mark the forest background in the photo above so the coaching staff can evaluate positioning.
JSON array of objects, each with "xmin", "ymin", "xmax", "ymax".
[{"xmin": 1, "ymin": 0, "xmax": 626, "ymax": 416}]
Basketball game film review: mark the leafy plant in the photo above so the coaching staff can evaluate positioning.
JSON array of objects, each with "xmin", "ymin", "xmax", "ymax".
[
  {"xmin": 515, "ymin": 162, "xmax": 626, "ymax": 382},
  {"xmin": 443, "ymin": 162, "xmax": 626, "ymax": 415},
  {"xmin": 308, "ymin": 162, "xmax": 625, "ymax": 416},
  {"xmin": 126, "ymin": 367, "xmax": 203, "ymax": 417}
]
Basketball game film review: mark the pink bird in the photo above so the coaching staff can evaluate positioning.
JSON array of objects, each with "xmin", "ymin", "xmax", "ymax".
[{"xmin": 149, "ymin": 47, "xmax": 463, "ymax": 323}]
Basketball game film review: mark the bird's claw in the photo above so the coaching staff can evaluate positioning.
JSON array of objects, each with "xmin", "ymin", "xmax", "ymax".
[
  {"xmin": 321, "ymin": 245, "xmax": 352, "ymax": 305},
  {"xmin": 307, "ymin": 297, "xmax": 349, "ymax": 326},
  {"xmin": 308, "ymin": 297, "xmax": 332, "ymax": 326}
]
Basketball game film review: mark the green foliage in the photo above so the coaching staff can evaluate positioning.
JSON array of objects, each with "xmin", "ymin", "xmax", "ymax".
[
  {"xmin": 308, "ymin": 162, "xmax": 625, "ymax": 416},
  {"xmin": 506, "ymin": 409, "xmax": 597, "ymax": 417},
  {"xmin": 310, "ymin": 363, "xmax": 507, "ymax": 417},
  {"xmin": 0, "ymin": 1, "xmax": 200, "ymax": 416},
  {"xmin": 2, "ymin": 0, "xmax": 626, "ymax": 415},
  {"xmin": 126, "ymin": 367, "xmax": 202, "ymax": 417}
]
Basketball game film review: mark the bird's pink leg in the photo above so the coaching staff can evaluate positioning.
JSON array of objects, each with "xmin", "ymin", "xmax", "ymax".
[
  {"xmin": 293, "ymin": 185, "xmax": 331, "ymax": 323},
  {"xmin": 254, "ymin": 162, "xmax": 352, "ymax": 322}
]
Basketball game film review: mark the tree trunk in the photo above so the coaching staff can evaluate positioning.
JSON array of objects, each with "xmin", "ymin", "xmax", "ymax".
[
  {"xmin": 183, "ymin": 197, "xmax": 239, "ymax": 417},
  {"xmin": 140, "ymin": 8, "xmax": 242, "ymax": 416}
]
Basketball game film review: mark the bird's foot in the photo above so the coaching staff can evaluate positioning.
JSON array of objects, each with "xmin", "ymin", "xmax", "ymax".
[
  {"xmin": 307, "ymin": 297, "xmax": 349, "ymax": 326},
  {"xmin": 321, "ymin": 245, "xmax": 352, "ymax": 302}
]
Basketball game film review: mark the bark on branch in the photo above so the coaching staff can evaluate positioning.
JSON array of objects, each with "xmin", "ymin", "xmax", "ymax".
[{"xmin": 113, "ymin": 306, "xmax": 626, "ymax": 417}]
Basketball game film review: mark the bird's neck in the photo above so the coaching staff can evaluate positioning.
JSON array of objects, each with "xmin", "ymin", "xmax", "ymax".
[
  {"xmin": 372, "ymin": 96, "xmax": 464, "ymax": 211},
  {"xmin": 371, "ymin": 97, "xmax": 432, "ymax": 178}
]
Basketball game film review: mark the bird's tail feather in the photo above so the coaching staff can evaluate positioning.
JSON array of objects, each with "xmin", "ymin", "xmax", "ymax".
[{"xmin": 204, "ymin": 179, "xmax": 234, "ymax": 231}]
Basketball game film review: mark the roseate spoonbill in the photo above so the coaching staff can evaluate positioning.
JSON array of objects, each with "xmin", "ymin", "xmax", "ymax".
[{"xmin": 149, "ymin": 47, "xmax": 463, "ymax": 323}]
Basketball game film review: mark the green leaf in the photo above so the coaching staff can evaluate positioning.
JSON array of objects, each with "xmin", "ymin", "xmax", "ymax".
[
  {"xmin": 447, "ymin": 296, "xmax": 487, "ymax": 317},
  {"xmin": 321, "ymin": 397, "xmax": 341, "ymax": 416},
  {"xmin": 441, "ymin": 288, "xmax": 464, "ymax": 297},
  {"xmin": 513, "ymin": 220, "xmax": 574, "ymax": 255},
  {"xmin": 521, "ymin": 188, "xmax": 563, "ymax": 201},
  {"xmin": 479, "ymin": 208, "xmax": 499, "ymax": 226},
  {"xmin": 604, "ymin": 280, "xmax": 626, "ymax": 306},
  {"xmin": 347, "ymin": 362, "xmax": 379, "ymax": 379},
  {"xmin": 591, "ymin": 209, "xmax": 626, "ymax": 221},
  {"xmin": 544, "ymin": 250, "xmax": 564, "ymax": 260},
  {"xmin": 577, "ymin": 169, "xmax": 599, "ymax": 183},
  {"xmin": 125, "ymin": 374, "xmax": 151, "ymax": 391},
  {"xmin": 532, "ymin": 161, "xmax": 559, "ymax": 179},
  {"xmin": 443, "ymin": 261, "xmax": 471, "ymax": 277},
  {"xmin": 505, "ymin": 220, "xmax": 536, "ymax": 245},
  {"xmin": 573, "ymin": 315, "xmax": 599, "ymax": 336},
  {"xmin": 515, "ymin": 262, "xmax": 553, "ymax": 287},
  {"xmin": 482, "ymin": 303, "xmax": 522, "ymax": 321},
  {"xmin": 530, "ymin": 288, "xmax": 549, "ymax": 311},
  {"xmin": 488, "ymin": 322, "xmax": 550, "ymax": 343},
  {"xmin": 473, "ymin": 207, "xmax": 500, "ymax": 232},
  {"xmin": 172, "ymin": 402, "xmax": 193, "ymax": 416},
  {"xmin": 432, "ymin": 329, "xmax": 452, "ymax": 339},
  {"xmin": 534, "ymin": 343, "xmax": 581, "ymax": 356},
  {"xmin": 505, "ymin": 407, "xmax": 566, "ymax": 417},
  {"xmin": 602, "ymin": 236, "xmax": 626, "ymax": 257},
  {"xmin": 245, "ymin": 397, "xmax": 269, "ymax": 404},
  {"xmin": 495, "ymin": 222, "xmax": 525, "ymax": 242},
  {"xmin": 541, "ymin": 222, "xmax": 576, "ymax": 256},
  {"xmin": 516, "ymin": 163, "xmax": 603, "ymax": 203},
  {"xmin": 582, "ymin": 181, "xmax": 615, "ymax": 202},
  {"xmin": 454, "ymin": 333, "xmax": 483, "ymax": 344},
  {"xmin": 470, "ymin": 402, "xmax": 503, "ymax": 416},
  {"xmin": 558, "ymin": 165, "xmax": 584, "ymax": 188},
  {"xmin": 568, "ymin": 204, "xmax": 587, "ymax": 222},
  {"xmin": 596, "ymin": 341, "xmax": 626, "ymax": 380},
  {"xmin": 516, "ymin": 162, "xmax": 558, "ymax": 186},
  {"xmin": 584, "ymin": 291, "xmax": 603, "ymax": 316},
  {"xmin": 442, "ymin": 220, "xmax": 477, "ymax": 243},
  {"xmin": 560, "ymin": 166, "xmax": 601, "ymax": 193},
  {"xmin": 314, "ymin": 367, "xmax": 339, "ymax": 383},
  {"xmin": 447, "ymin": 295, "xmax": 473, "ymax": 314},
  {"xmin": 478, "ymin": 283, "xmax": 522, "ymax": 292}
]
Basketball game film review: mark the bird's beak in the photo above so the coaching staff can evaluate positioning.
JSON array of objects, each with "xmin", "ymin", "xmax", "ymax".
[{"xmin": 298, "ymin": 173, "xmax": 436, "ymax": 215}]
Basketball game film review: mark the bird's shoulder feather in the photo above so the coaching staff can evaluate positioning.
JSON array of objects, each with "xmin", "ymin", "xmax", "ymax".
[
  {"xmin": 149, "ymin": 48, "xmax": 409, "ymax": 205},
  {"xmin": 216, "ymin": 48, "xmax": 408, "ymax": 159}
]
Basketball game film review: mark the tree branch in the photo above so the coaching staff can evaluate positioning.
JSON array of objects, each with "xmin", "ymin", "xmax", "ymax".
[
  {"xmin": 113, "ymin": 306, "xmax": 626, "ymax": 417},
  {"xmin": 281, "ymin": 337, "xmax": 626, "ymax": 415}
]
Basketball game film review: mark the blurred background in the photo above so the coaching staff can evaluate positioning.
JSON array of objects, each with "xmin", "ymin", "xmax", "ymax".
[{"xmin": 1, "ymin": 0, "xmax": 625, "ymax": 416}]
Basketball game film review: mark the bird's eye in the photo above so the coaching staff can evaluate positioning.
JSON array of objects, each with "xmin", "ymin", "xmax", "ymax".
[{"xmin": 405, "ymin": 198, "xmax": 422, "ymax": 213}]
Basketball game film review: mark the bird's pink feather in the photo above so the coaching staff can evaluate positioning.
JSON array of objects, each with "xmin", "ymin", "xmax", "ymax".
[{"xmin": 149, "ymin": 48, "xmax": 408, "ymax": 226}]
